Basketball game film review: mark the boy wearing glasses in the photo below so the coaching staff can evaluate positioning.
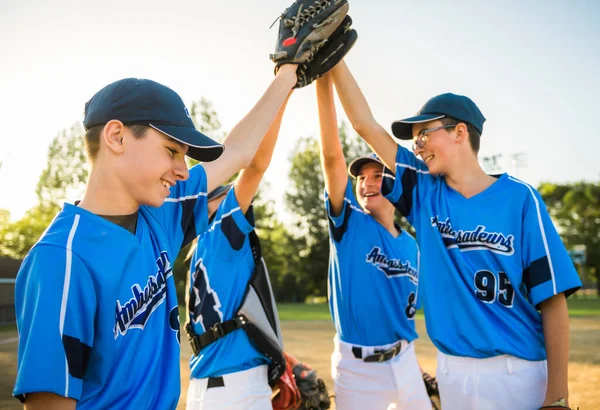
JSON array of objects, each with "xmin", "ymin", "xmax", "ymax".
[{"xmin": 329, "ymin": 60, "xmax": 580, "ymax": 409}]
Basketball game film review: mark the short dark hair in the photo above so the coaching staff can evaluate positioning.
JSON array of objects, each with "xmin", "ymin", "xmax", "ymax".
[
  {"xmin": 440, "ymin": 117, "xmax": 481, "ymax": 154},
  {"xmin": 84, "ymin": 124, "xmax": 149, "ymax": 162}
]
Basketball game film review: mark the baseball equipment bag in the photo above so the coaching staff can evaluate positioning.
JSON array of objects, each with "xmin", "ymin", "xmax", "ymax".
[
  {"xmin": 294, "ymin": 15, "xmax": 357, "ymax": 88},
  {"xmin": 270, "ymin": 0, "xmax": 349, "ymax": 71}
]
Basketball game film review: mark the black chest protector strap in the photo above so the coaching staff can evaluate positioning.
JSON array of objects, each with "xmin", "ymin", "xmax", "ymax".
[
  {"xmin": 184, "ymin": 230, "xmax": 286, "ymax": 384},
  {"xmin": 185, "ymin": 315, "xmax": 248, "ymax": 355}
]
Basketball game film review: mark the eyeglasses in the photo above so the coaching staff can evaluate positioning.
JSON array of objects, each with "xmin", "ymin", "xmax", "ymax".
[{"xmin": 412, "ymin": 125, "xmax": 456, "ymax": 150}]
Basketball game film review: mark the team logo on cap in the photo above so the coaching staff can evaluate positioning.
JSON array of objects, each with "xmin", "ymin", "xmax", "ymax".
[
  {"xmin": 431, "ymin": 216, "xmax": 514, "ymax": 255},
  {"xmin": 184, "ymin": 107, "xmax": 192, "ymax": 119}
]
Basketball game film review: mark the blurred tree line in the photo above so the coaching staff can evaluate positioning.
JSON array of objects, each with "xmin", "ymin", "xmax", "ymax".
[{"xmin": 1, "ymin": 98, "xmax": 599, "ymax": 301}]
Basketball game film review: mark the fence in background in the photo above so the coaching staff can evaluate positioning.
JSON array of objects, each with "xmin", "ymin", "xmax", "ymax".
[{"xmin": 0, "ymin": 278, "xmax": 15, "ymax": 327}]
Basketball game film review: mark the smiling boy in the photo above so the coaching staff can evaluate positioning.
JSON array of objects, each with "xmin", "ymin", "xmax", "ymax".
[
  {"xmin": 316, "ymin": 73, "xmax": 430, "ymax": 409},
  {"xmin": 13, "ymin": 65, "xmax": 298, "ymax": 409},
  {"xmin": 329, "ymin": 59, "xmax": 581, "ymax": 409}
]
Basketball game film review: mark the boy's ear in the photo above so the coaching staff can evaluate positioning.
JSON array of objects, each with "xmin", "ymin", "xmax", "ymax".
[
  {"xmin": 102, "ymin": 120, "xmax": 126, "ymax": 154},
  {"xmin": 454, "ymin": 122, "xmax": 469, "ymax": 145}
]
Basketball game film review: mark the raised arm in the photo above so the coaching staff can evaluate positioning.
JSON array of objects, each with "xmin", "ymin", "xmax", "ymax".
[
  {"xmin": 203, "ymin": 65, "xmax": 297, "ymax": 192},
  {"xmin": 233, "ymin": 92, "xmax": 292, "ymax": 213},
  {"xmin": 316, "ymin": 73, "xmax": 347, "ymax": 216},
  {"xmin": 330, "ymin": 61, "xmax": 398, "ymax": 171}
]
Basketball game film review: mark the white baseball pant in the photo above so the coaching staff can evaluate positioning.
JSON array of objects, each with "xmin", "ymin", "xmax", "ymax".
[{"xmin": 331, "ymin": 335, "xmax": 431, "ymax": 410}]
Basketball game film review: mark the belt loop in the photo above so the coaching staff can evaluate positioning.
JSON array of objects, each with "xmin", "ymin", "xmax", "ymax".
[{"xmin": 506, "ymin": 356, "xmax": 514, "ymax": 375}]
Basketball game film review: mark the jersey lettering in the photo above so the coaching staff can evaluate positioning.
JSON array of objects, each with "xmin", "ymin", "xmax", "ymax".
[
  {"xmin": 365, "ymin": 247, "xmax": 418, "ymax": 284},
  {"xmin": 114, "ymin": 251, "xmax": 173, "ymax": 338},
  {"xmin": 190, "ymin": 259, "xmax": 223, "ymax": 331},
  {"xmin": 431, "ymin": 216, "xmax": 515, "ymax": 255}
]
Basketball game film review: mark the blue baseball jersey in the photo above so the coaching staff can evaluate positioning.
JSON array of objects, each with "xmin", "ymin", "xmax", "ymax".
[
  {"xmin": 382, "ymin": 146, "xmax": 581, "ymax": 360},
  {"xmin": 14, "ymin": 164, "xmax": 210, "ymax": 409},
  {"xmin": 326, "ymin": 179, "xmax": 420, "ymax": 347},
  {"xmin": 187, "ymin": 188, "xmax": 270, "ymax": 379}
]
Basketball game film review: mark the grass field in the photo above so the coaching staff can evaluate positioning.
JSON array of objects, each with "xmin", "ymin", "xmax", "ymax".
[
  {"xmin": 277, "ymin": 297, "xmax": 600, "ymax": 320},
  {"xmin": 566, "ymin": 297, "xmax": 600, "ymax": 317},
  {"xmin": 1, "ymin": 299, "xmax": 598, "ymax": 409}
]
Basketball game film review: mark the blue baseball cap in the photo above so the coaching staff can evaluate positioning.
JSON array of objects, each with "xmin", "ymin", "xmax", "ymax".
[
  {"xmin": 347, "ymin": 152, "xmax": 384, "ymax": 178},
  {"xmin": 83, "ymin": 78, "xmax": 224, "ymax": 162},
  {"xmin": 391, "ymin": 93, "xmax": 486, "ymax": 140},
  {"xmin": 207, "ymin": 182, "xmax": 234, "ymax": 202}
]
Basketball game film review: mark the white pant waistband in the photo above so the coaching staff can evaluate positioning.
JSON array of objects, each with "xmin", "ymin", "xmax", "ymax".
[
  {"xmin": 199, "ymin": 364, "xmax": 268, "ymax": 388},
  {"xmin": 334, "ymin": 334, "xmax": 410, "ymax": 360},
  {"xmin": 437, "ymin": 351, "xmax": 546, "ymax": 375}
]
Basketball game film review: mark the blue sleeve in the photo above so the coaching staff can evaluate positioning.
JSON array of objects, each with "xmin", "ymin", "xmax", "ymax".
[
  {"xmin": 14, "ymin": 245, "xmax": 96, "ymax": 402},
  {"xmin": 147, "ymin": 164, "xmax": 209, "ymax": 252},
  {"xmin": 209, "ymin": 188, "xmax": 255, "ymax": 259},
  {"xmin": 324, "ymin": 179, "xmax": 357, "ymax": 243},
  {"xmin": 381, "ymin": 146, "xmax": 433, "ymax": 225},
  {"xmin": 521, "ymin": 188, "xmax": 582, "ymax": 307}
]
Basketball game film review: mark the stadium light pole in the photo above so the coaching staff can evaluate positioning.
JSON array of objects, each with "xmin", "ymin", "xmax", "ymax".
[{"xmin": 480, "ymin": 152, "xmax": 528, "ymax": 177}]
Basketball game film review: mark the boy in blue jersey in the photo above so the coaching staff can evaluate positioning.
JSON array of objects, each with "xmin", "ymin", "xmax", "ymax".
[
  {"xmin": 13, "ymin": 66, "xmax": 299, "ymax": 409},
  {"xmin": 315, "ymin": 72, "xmax": 431, "ymax": 409},
  {"xmin": 329, "ymin": 60, "xmax": 581, "ymax": 409},
  {"xmin": 184, "ymin": 93, "xmax": 291, "ymax": 410}
]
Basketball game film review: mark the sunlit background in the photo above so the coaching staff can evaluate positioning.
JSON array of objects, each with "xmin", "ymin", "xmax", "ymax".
[{"xmin": 1, "ymin": 0, "xmax": 599, "ymax": 221}]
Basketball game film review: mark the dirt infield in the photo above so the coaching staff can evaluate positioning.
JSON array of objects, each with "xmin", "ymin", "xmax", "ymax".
[
  {"xmin": 178, "ymin": 318, "xmax": 599, "ymax": 410},
  {"xmin": 1, "ymin": 317, "xmax": 598, "ymax": 409}
]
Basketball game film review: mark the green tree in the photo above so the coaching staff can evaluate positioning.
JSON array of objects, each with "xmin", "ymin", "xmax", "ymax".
[
  {"xmin": 0, "ymin": 203, "xmax": 60, "ymax": 259},
  {"xmin": 190, "ymin": 98, "xmax": 225, "ymax": 141},
  {"xmin": 538, "ymin": 181, "xmax": 600, "ymax": 294},
  {"xmin": 253, "ymin": 186, "xmax": 306, "ymax": 302},
  {"xmin": 0, "ymin": 209, "xmax": 9, "ymax": 228},
  {"xmin": 36, "ymin": 123, "xmax": 88, "ymax": 207},
  {"xmin": 285, "ymin": 123, "xmax": 371, "ymax": 297},
  {"xmin": 0, "ymin": 123, "xmax": 87, "ymax": 258}
]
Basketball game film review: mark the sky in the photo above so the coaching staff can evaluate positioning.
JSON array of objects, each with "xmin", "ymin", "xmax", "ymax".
[{"xmin": 1, "ymin": 0, "xmax": 599, "ymax": 222}]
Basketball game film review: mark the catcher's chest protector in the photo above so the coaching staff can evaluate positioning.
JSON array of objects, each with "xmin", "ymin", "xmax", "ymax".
[{"xmin": 186, "ymin": 230, "xmax": 286, "ymax": 384}]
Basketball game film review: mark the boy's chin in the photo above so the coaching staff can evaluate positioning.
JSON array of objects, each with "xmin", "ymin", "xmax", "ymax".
[
  {"xmin": 362, "ymin": 202, "xmax": 381, "ymax": 214},
  {"xmin": 142, "ymin": 196, "xmax": 167, "ymax": 208}
]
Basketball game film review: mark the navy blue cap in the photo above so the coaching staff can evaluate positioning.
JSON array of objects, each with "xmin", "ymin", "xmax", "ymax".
[
  {"xmin": 207, "ymin": 182, "xmax": 234, "ymax": 202},
  {"xmin": 391, "ymin": 93, "xmax": 486, "ymax": 140},
  {"xmin": 83, "ymin": 78, "xmax": 224, "ymax": 162},
  {"xmin": 348, "ymin": 152, "xmax": 384, "ymax": 178}
]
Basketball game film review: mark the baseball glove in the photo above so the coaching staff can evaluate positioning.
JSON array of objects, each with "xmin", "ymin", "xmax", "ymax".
[
  {"xmin": 272, "ymin": 356, "xmax": 302, "ymax": 410},
  {"xmin": 290, "ymin": 357, "xmax": 331, "ymax": 410},
  {"xmin": 422, "ymin": 372, "xmax": 441, "ymax": 410},
  {"xmin": 294, "ymin": 15, "xmax": 357, "ymax": 89},
  {"xmin": 270, "ymin": 0, "xmax": 349, "ymax": 71}
]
